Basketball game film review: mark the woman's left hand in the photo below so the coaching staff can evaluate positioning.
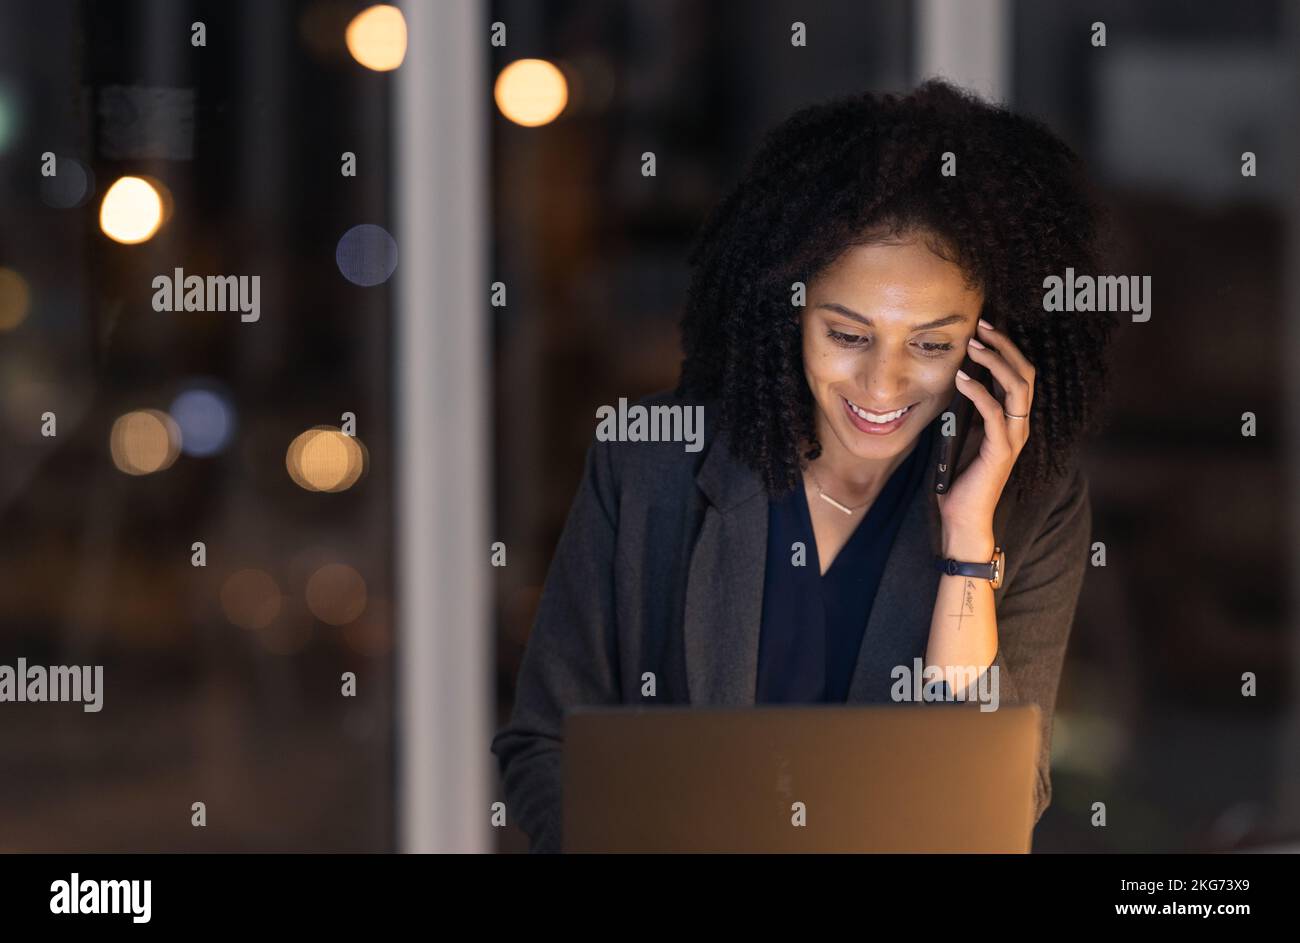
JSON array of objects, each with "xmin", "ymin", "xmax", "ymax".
[{"xmin": 936, "ymin": 318, "xmax": 1036, "ymax": 544}]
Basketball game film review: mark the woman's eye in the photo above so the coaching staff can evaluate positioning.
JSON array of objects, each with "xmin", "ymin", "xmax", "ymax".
[
  {"xmin": 916, "ymin": 341, "xmax": 954, "ymax": 356},
  {"xmin": 826, "ymin": 330, "xmax": 954, "ymax": 356}
]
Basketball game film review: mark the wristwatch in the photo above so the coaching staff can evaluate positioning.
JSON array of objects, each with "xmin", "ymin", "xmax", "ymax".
[{"xmin": 934, "ymin": 546, "xmax": 1005, "ymax": 589}]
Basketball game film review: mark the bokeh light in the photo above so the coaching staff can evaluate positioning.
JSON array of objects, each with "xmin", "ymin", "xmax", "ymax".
[
  {"xmin": 495, "ymin": 59, "xmax": 569, "ymax": 127},
  {"xmin": 169, "ymin": 386, "xmax": 235, "ymax": 457},
  {"xmin": 306, "ymin": 563, "xmax": 368, "ymax": 625},
  {"xmin": 345, "ymin": 4, "xmax": 407, "ymax": 71},
  {"xmin": 220, "ymin": 568, "xmax": 282, "ymax": 630},
  {"xmin": 99, "ymin": 175, "xmax": 165, "ymax": 244},
  {"xmin": 0, "ymin": 267, "xmax": 31, "ymax": 331},
  {"xmin": 39, "ymin": 156, "xmax": 93, "ymax": 209},
  {"xmin": 335, "ymin": 223, "xmax": 398, "ymax": 286},
  {"xmin": 286, "ymin": 426, "xmax": 365, "ymax": 492},
  {"xmin": 109, "ymin": 409, "xmax": 182, "ymax": 475}
]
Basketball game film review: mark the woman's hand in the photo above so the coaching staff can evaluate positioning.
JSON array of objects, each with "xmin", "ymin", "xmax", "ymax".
[{"xmin": 936, "ymin": 318, "xmax": 1036, "ymax": 555}]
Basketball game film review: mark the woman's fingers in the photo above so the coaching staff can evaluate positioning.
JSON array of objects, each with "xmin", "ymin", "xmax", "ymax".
[
  {"xmin": 965, "ymin": 341, "xmax": 1030, "ymax": 436},
  {"xmin": 975, "ymin": 319, "xmax": 1035, "ymax": 405},
  {"xmin": 954, "ymin": 368, "xmax": 1012, "ymax": 455},
  {"xmin": 968, "ymin": 323, "xmax": 1034, "ymax": 438}
]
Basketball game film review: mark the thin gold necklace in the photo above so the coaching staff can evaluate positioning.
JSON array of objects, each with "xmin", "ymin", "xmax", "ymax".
[{"xmin": 807, "ymin": 465, "xmax": 871, "ymax": 515}]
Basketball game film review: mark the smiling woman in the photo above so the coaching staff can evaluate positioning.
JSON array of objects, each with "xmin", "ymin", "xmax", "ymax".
[{"xmin": 492, "ymin": 79, "xmax": 1121, "ymax": 852}]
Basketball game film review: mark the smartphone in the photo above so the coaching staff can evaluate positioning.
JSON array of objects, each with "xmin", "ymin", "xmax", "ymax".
[{"xmin": 933, "ymin": 350, "xmax": 993, "ymax": 494}]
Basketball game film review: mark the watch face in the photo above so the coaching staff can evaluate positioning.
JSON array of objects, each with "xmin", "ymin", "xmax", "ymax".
[{"xmin": 991, "ymin": 548, "xmax": 1005, "ymax": 589}]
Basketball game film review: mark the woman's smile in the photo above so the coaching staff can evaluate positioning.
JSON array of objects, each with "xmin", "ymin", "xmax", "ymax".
[{"xmin": 841, "ymin": 395, "xmax": 920, "ymax": 435}]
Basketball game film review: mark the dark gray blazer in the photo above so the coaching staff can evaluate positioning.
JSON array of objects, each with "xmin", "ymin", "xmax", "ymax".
[{"xmin": 491, "ymin": 390, "xmax": 1092, "ymax": 852}]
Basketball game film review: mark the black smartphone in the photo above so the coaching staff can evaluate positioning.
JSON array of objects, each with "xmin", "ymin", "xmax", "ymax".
[{"xmin": 933, "ymin": 351, "xmax": 993, "ymax": 494}]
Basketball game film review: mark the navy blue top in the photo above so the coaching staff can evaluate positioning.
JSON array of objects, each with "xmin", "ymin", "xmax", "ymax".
[{"xmin": 755, "ymin": 427, "xmax": 933, "ymax": 703}]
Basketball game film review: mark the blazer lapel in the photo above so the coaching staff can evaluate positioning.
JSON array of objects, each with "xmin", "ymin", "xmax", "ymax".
[{"xmin": 683, "ymin": 428, "xmax": 767, "ymax": 706}]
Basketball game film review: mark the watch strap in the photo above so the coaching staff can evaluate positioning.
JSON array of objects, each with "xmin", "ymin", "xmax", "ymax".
[
  {"xmin": 934, "ymin": 556, "xmax": 996, "ymax": 580},
  {"xmin": 933, "ymin": 546, "xmax": 1004, "ymax": 588}
]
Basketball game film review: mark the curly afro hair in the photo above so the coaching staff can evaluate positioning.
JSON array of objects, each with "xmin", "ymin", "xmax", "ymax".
[{"xmin": 676, "ymin": 79, "xmax": 1121, "ymax": 501}]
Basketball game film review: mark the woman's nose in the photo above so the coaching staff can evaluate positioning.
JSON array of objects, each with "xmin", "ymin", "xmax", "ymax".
[{"xmin": 854, "ymin": 352, "xmax": 909, "ymax": 404}]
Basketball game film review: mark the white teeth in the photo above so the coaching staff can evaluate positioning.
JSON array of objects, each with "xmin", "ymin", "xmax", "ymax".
[{"xmin": 847, "ymin": 399, "xmax": 911, "ymax": 423}]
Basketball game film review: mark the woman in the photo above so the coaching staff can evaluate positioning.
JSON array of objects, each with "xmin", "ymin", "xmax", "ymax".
[{"xmin": 491, "ymin": 80, "xmax": 1119, "ymax": 852}]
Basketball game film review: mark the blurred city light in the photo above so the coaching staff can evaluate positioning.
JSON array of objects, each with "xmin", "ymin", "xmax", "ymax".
[
  {"xmin": 220, "ymin": 568, "xmax": 283, "ymax": 630},
  {"xmin": 109, "ymin": 408, "xmax": 182, "ymax": 475},
  {"xmin": 170, "ymin": 386, "xmax": 235, "ymax": 458},
  {"xmin": 287, "ymin": 426, "xmax": 365, "ymax": 492},
  {"xmin": 346, "ymin": 4, "xmax": 407, "ymax": 72},
  {"xmin": 0, "ymin": 267, "xmax": 30, "ymax": 331},
  {"xmin": 306, "ymin": 563, "xmax": 368, "ymax": 625},
  {"xmin": 99, "ymin": 175, "xmax": 166, "ymax": 245},
  {"xmin": 494, "ymin": 58, "xmax": 568, "ymax": 127}
]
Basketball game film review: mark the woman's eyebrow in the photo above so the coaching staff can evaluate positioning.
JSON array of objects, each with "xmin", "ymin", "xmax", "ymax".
[{"xmin": 815, "ymin": 302, "xmax": 967, "ymax": 332}]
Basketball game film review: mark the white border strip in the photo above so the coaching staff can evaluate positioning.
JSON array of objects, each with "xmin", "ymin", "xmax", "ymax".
[{"xmin": 395, "ymin": 0, "xmax": 490, "ymax": 853}]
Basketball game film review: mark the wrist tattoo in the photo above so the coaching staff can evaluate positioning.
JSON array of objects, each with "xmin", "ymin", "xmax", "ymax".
[{"xmin": 950, "ymin": 578, "xmax": 978, "ymax": 631}]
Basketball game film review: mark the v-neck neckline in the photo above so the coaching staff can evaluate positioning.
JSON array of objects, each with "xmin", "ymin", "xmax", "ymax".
[
  {"xmin": 796, "ymin": 431, "xmax": 930, "ymax": 579},
  {"xmin": 795, "ymin": 478, "xmax": 874, "ymax": 578}
]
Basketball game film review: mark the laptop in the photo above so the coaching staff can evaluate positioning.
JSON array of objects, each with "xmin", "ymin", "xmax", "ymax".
[{"xmin": 562, "ymin": 704, "xmax": 1041, "ymax": 853}]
